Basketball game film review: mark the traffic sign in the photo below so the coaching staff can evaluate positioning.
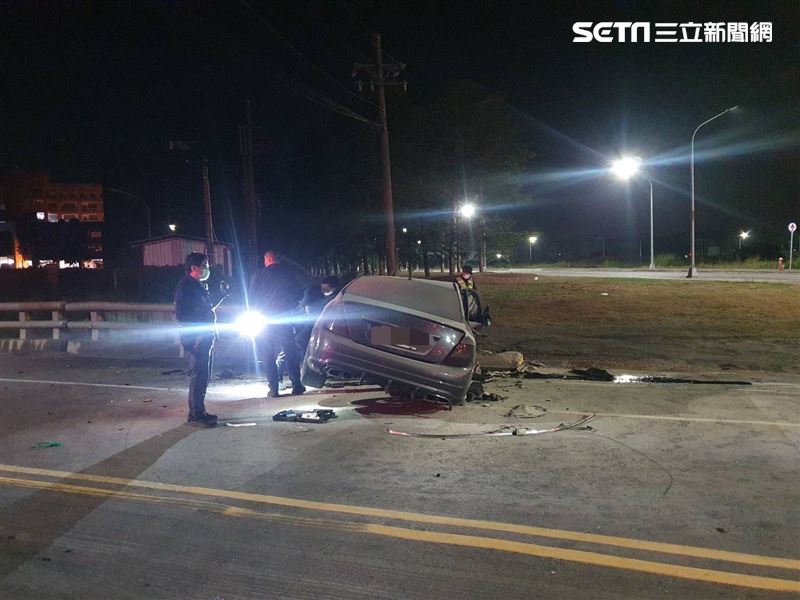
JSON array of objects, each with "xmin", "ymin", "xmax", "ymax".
[{"xmin": 789, "ymin": 222, "xmax": 797, "ymax": 233}]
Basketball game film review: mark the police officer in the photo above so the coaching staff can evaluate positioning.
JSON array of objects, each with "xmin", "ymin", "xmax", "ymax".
[
  {"xmin": 455, "ymin": 265, "xmax": 487, "ymax": 323},
  {"xmin": 249, "ymin": 250, "xmax": 305, "ymax": 398},
  {"xmin": 174, "ymin": 252, "xmax": 218, "ymax": 426}
]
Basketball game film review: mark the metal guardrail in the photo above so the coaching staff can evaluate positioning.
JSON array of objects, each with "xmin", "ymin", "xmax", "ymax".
[{"xmin": 0, "ymin": 302, "xmax": 177, "ymax": 341}]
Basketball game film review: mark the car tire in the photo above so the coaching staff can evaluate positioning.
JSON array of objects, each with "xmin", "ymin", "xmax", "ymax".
[{"xmin": 300, "ymin": 362, "xmax": 327, "ymax": 389}]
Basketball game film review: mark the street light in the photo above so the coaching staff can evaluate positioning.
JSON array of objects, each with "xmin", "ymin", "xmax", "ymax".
[
  {"xmin": 689, "ymin": 105, "xmax": 738, "ymax": 278},
  {"xmin": 106, "ymin": 187, "xmax": 152, "ymax": 239},
  {"xmin": 402, "ymin": 227, "xmax": 408, "ymax": 233},
  {"xmin": 460, "ymin": 203, "xmax": 476, "ymax": 219},
  {"xmin": 528, "ymin": 235, "xmax": 538, "ymax": 263},
  {"xmin": 169, "ymin": 223, "xmax": 177, "ymax": 232},
  {"xmin": 611, "ymin": 156, "xmax": 656, "ymax": 270},
  {"xmin": 738, "ymin": 230, "xmax": 750, "ymax": 250}
]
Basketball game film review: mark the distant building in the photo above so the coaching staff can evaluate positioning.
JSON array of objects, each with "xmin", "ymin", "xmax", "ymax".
[
  {"xmin": 0, "ymin": 171, "xmax": 104, "ymax": 268},
  {"xmin": 131, "ymin": 234, "xmax": 234, "ymax": 276}
]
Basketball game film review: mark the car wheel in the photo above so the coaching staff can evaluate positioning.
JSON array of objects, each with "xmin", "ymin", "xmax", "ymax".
[{"xmin": 301, "ymin": 364, "xmax": 327, "ymax": 389}]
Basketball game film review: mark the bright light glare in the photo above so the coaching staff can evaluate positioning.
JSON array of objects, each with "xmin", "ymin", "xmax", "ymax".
[
  {"xmin": 528, "ymin": 236, "xmax": 538, "ymax": 244},
  {"xmin": 402, "ymin": 227, "xmax": 408, "ymax": 233},
  {"xmin": 169, "ymin": 224, "xmax": 177, "ymax": 232},
  {"xmin": 416, "ymin": 239, "xmax": 422, "ymax": 245},
  {"xmin": 739, "ymin": 230, "xmax": 750, "ymax": 240},
  {"xmin": 460, "ymin": 203, "xmax": 476, "ymax": 219},
  {"xmin": 235, "ymin": 310, "xmax": 268, "ymax": 337},
  {"xmin": 496, "ymin": 253, "xmax": 502, "ymax": 259},
  {"xmin": 611, "ymin": 156, "xmax": 642, "ymax": 181}
]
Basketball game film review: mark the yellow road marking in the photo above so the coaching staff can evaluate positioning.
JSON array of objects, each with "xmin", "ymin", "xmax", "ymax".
[
  {"xmin": 1, "ymin": 474, "xmax": 798, "ymax": 593},
  {"xmin": 1, "ymin": 463, "xmax": 798, "ymax": 572}
]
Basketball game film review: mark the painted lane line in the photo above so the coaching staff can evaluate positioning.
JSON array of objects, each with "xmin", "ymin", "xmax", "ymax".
[
  {"xmin": 0, "ymin": 377, "xmax": 178, "ymax": 393},
  {"xmin": 1, "ymin": 464, "xmax": 797, "ymax": 571},
  {"xmin": 545, "ymin": 410, "xmax": 800, "ymax": 428},
  {"xmin": 1, "ymin": 475, "xmax": 797, "ymax": 593}
]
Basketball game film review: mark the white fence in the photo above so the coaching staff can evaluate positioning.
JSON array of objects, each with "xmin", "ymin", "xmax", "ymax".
[{"xmin": 0, "ymin": 302, "xmax": 177, "ymax": 341}]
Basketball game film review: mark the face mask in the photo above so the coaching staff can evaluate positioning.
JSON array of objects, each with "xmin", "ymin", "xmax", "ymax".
[{"xmin": 200, "ymin": 267, "xmax": 211, "ymax": 281}]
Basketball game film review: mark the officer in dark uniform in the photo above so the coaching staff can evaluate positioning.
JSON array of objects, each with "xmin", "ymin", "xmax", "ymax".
[
  {"xmin": 249, "ymin": 250, "xmax": 305, "ymax": 398},
  {"xmin": 174, "ymin": 252, "xmax": 218, "ymax": 426}
]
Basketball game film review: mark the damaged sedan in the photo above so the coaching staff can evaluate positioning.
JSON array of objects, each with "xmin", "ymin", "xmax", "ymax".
[{"xmin": 301, "ymin": 276, "xmax": 477, "ymax": 405}]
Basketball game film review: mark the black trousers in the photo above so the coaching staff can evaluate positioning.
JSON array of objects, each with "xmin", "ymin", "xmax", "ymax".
[
  {"xmin": 260, "ymin": 324, "xmax": 302, "ymax": 392},
  {"xmin": 186, "ymin": 338, "xmax": 214, "ymax": 417}
]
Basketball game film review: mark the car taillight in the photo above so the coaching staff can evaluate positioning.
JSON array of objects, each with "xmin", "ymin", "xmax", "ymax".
[
  {"xmin": 325, "ymin": 304, "xmax": 350, "ymax": 337},
  {"xmin": 442, "ymin": 340, "xmax": 475, "ymax": 368}
]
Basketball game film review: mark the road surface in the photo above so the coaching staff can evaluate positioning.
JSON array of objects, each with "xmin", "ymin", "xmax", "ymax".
[{"xmin": 1, "ymin": 355, "xmax": 798, "ymax": 598}]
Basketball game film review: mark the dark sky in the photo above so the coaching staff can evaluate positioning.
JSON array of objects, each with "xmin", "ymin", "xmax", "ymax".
[{"xmin": 1, "ymin": 0, "xmax": 798, "ymax": 256}]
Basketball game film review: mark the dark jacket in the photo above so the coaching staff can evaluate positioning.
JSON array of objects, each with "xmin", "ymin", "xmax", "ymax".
[
  {"xmin": 249, "ymin": 263, "xmax": 303, "ymax": 316},
  {"xmin": 174, "ymin": 275, "xmax": 215, "ymax": 349}
]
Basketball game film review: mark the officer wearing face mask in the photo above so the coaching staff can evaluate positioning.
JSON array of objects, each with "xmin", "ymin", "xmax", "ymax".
[{"xmin": 174, "ymin": 252, "xmax": 218, "ymax": 427}]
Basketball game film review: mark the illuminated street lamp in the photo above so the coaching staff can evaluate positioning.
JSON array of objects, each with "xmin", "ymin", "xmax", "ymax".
[
  {"xmin": 496, "ymin": 253, "xmax": 502, "ymax": 259},
  {"xmin": 528, "ymin": 235, "xmax": 538, "ymax": 263},
  {"xmin": 611, "ymin": 156, "xmax": 655, "ymax": 270},
  {"xmin": 738, "ymin": 230, "xmax": 750, "ymax": 250},
  {"xmin": 169, "ymin": 223, "xmax": 177, "ymax": 232},
  {"xmin": 459, "ymin": 203, "xmax": 476, "ymax": 219},
  {"xmin": 689, "ymin": 106, "xmax": 738, "ymax": 278},
  {"xmin": 402, "ymin": 227, "xmax": 408, "ymax": 233}
]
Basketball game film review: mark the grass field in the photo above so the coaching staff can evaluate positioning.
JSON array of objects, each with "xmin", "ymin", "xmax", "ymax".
[{"xmin": 474, "ymin": 273, "xmax": 800, "ymax": 373}]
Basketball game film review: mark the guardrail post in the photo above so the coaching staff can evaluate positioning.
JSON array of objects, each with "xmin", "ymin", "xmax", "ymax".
[
  {"xmin": 18, "ymin": 311, "xmax": 29, "ymax": 340},
  {"xmin": 51, "ymin": 310, "xmax": 63, "ymax": 339},
  {"xmin": 90, "ymin": 311, "xmax": 100, "ymax": 341}
]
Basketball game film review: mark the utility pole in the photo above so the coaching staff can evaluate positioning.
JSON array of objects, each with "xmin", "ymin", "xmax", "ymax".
[
  {"xmin": 202, "ymin": 157, "xmax": 215, "ymax": 264},
  {"xmin": 239, "ymin": 100, "xmax": 258, "ymax": 274},
  {"xmin": 353, "ymin": 33, "xmax": 406, "ymax": 276}
]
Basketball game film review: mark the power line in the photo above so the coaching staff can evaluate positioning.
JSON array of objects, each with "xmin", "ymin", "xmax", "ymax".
[
  {"xmin": 237, "ymin": 0, "xmax": 376, "ymax": 108},
  {"xmin": 179, "ymin": 5, "xmax": 378, "ymax": 127},
  {"xmin": 335, "ymin": 0, "xmax": 404, "ymax": 66}
]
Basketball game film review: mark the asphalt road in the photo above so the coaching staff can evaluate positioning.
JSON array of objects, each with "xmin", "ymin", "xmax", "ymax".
[
  {"xmin": 492, "ymin": 267, "xmax": 800, "ymax": 284},
  {"xmin": 1, "ymin": 354, "xmax": 798, "ymax": 599}
]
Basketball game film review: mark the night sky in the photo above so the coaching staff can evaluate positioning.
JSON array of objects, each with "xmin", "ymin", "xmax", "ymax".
[{"xmin": 2, "ymin": 1, "xmax": 798, "ymax": 261}]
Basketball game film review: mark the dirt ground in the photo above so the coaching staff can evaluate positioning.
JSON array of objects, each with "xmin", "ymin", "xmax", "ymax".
[{"xmin": 471, "ymin": 273, "xmax": 800, "ymax": 374}]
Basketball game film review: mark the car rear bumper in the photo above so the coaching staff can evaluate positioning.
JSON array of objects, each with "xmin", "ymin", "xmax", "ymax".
[{"xmin": 305, "ymin": 327, "xmax": 473, "ymax": 403}]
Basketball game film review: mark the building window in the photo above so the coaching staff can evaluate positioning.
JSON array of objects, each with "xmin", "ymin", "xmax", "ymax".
[
  {"xmin": 48, "ymin": 213, "xmax": 59, "ymax": 223},
  {"xmin": 36, "ymin": 212, "xmax": 45, "ymax": 220},
  {"xmin": 89, "ymin": 231, "xmax": 102, "ymax": 239}
]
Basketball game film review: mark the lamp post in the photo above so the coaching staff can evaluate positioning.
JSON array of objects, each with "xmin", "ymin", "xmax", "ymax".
[
  {"xmin": 528, "ymin": 235, "xmax": 538, "ymax": 263},
  {"xmin": 168, "ymin": 224, "xmax": 177, "ymax": 233},
  {"xmin": 611, "ymin": 157, "xmax": 655, "ymax": 270},
  {"xmin": 689, "ymin": 106, "xmax": 738, "ymax": 278},
  {"xmin": 738, "ymin": 230, "xmax": 750, "ymax": 250},
  {"xmin": 106, "ymin": 187, "xmax": 152, "ymax": 239}
]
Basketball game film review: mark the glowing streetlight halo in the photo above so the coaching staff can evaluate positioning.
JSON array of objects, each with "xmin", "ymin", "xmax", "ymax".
[
  {"xmin": 459, "ymin": 203, "xmax": 476, "ymax": 219},
  {"xmin": 611, "ymin": 156, "xmax": 643, "ymax": 181}
]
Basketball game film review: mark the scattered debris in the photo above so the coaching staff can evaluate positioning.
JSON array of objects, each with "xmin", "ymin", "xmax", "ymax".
[
  {"xmin": 388, "ymin": 413, "xmax": 595, "ymax": 439},
  {"xmin": 143, "ymin": 399, "xmax": 153, "ymax": 403},
  {"xmin": 281, "ymin": 425, "xmax": 314, "ymax": 434},
  {"xmin": 225, "ymin": 422, "xmax": 257, "ymax": 427},
  {"xmin": 478, "ymin": 351, "xmax": 525, "ymax": 371},
  {"xmin": 570, "ymin": 368, "xmax": 614, "ymax": 382},
  {"xmin": 505, "ymin": 404, "xmax": 548, "ymax": 419},
  {"xmin": 600, "ymin": 292, "xmax": 609, "ymax": 296},
  {"xmin": 465, "ymin": 380, "xmax": 507, "ymax": 404},
  {"xmin": 273, "ymin": 409, "xmax": 337, "ymax": 423},
  {"xmin": 31, "ymin": 441, "xmax": 62, "ymax": 449},
  {"xmin": 716, "ymin": 527, "xmax": 727, "ymax": 534}
]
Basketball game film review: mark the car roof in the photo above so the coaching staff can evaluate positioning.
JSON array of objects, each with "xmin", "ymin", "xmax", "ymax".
[{"xmin": 343, "ymin": 276, "xmax": 463, "ymax": 323}]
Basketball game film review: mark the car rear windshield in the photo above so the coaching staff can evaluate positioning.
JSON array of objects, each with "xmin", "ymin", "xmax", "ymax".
[{"xmin": 345, "ymin": 277, "xmax": 463, "ymax": 322}]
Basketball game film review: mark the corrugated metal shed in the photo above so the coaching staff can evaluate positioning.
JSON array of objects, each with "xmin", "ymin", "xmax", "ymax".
[{"xmin": 132, "ymin": 235, "xmax": 234, "ymax": 276}]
